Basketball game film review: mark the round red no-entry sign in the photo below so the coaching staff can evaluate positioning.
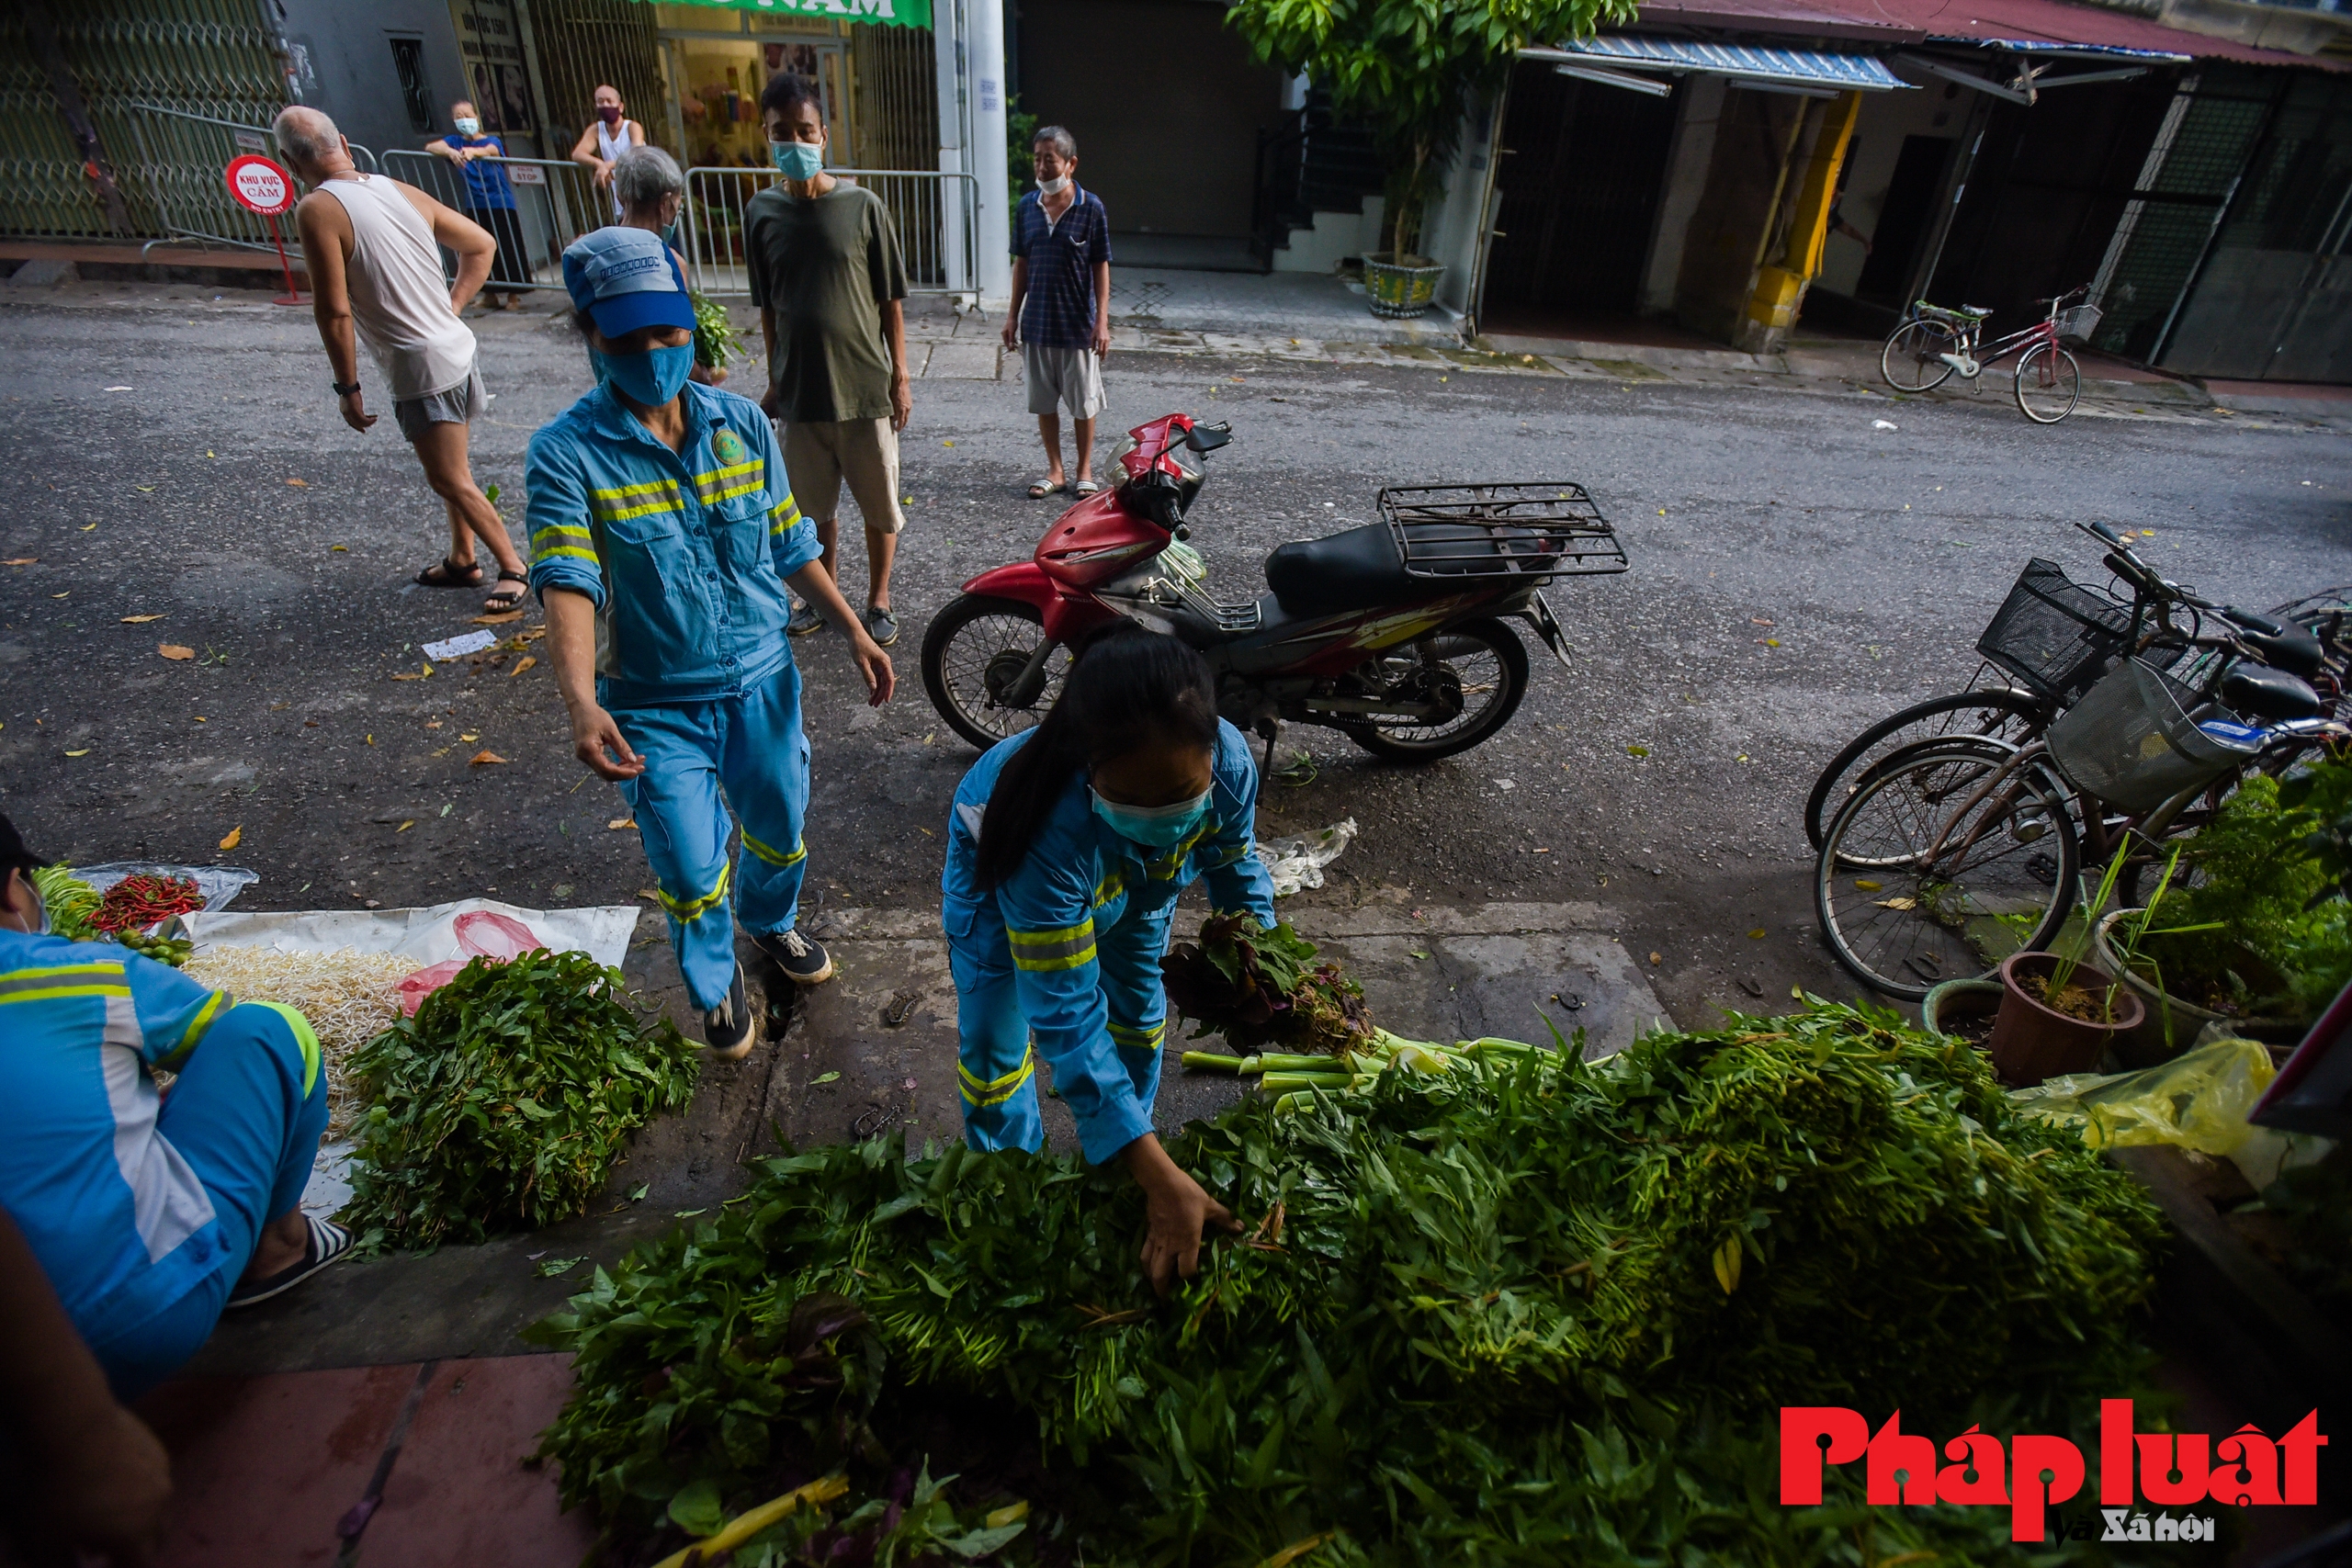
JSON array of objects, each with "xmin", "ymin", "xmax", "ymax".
[{"xmin": 224, "ymin": 153, "xmax": 295, "ymax": 216}]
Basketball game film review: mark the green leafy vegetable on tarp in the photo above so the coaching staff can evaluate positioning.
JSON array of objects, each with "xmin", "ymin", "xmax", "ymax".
[
  {"xmin": 1159, "ymin": 913, "xmax": 1374, "ymax": 1055},
  {"xmin": 529, "ymin": 998, "xmax": 2166, "ymax": 1564},
  {"xmin": 342, "ymin": 949, "xmax": 698, "ymax": 1248}
]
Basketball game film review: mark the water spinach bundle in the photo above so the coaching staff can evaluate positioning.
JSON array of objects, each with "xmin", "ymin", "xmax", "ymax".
[
  {"xmin": 531, "ymin": 999, "xmax": 2165, "ymax": 1566},
  {"xmin": 342, "ymin": 949, "xmax": 699, "ymax": 1248},
  {"xmin": 1159, "ymin": 913, "xmax": 1374, "ymax": 1055}
]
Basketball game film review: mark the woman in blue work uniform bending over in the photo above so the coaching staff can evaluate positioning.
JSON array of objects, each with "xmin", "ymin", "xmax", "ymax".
[
  {"xmin": 943, "ymin": 628, "xmax": 1278, "ymax": 1294},
  {"xmin": 529, "ymin": 227, "xmax": 893, "ymax": 1058}
]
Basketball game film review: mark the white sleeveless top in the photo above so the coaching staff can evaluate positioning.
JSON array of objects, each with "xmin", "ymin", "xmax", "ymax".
[
  {"xmin": 314, "ymin": 174, "xmax": 477, "ymax": 400},
  {"xmin": 595, "ymin": 118, "xmax": 639, "ymax": 218}
]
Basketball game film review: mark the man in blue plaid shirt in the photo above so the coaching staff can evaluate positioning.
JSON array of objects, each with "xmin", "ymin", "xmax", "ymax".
[{"xmin": 1002, "ymin": 126, "xmax": 1114, "ymax": 501}]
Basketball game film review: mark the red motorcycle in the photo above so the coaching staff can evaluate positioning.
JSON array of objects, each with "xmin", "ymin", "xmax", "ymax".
[{"xmin": 918, "ymin": 412, "xmax": 1626, "ymax": 761}]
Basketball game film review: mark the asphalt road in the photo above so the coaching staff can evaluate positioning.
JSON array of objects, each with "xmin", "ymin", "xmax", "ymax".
[{"xmin": 5, "ymin": 279, "xmax": 2351, "ymax": 1027}]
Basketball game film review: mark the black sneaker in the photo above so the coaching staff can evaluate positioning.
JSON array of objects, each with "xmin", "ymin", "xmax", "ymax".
[
  {"xmin": 225, "ymin": 1217, "xmax": 356, "ymax": 1309},
  {"xmin": 703, "ymin": 963, "xmax": 759, "ymax": 1060},
  {"xmin": 755, "ymin": 927, "xmax": 835, "ymax": 986}
]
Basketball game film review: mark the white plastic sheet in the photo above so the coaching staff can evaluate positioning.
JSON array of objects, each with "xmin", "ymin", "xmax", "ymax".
[
  {"xmin": 1255, "ymin": 818, "xmax": 1358, "ymax": 897},
  {"xmin": 183, "ymin": 897, "xmax": 639, "ymax": 967}
]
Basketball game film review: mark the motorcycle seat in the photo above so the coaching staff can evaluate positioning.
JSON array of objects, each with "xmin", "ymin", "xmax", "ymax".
[{"xmin": 1263, "ymin": 522, "xmax": 1447, "ymax": 616}]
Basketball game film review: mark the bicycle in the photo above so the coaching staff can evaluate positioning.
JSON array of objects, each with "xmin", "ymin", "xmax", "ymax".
[
  {"xmin": 1804, "ymin": 528, "xmax": 2340, "ymax": 852},
  {"xmin": 1881, "ymin": 285, "xmax": 2100, "ymax": 424},
  {"xmin": 1815, "ymin": 530, "xmax": 2345, "ymax": 1000}
]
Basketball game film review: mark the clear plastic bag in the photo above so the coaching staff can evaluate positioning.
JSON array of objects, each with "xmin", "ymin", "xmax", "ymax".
[{"xmin": 2007, "ymin": 1038, "xmax": 2277, "ymax": 1155}]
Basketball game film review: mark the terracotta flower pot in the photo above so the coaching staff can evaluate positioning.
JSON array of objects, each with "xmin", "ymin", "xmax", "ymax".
[{"xmin": 1989, "ymin": 949, "xmax": 2144, "ymax": 1088}]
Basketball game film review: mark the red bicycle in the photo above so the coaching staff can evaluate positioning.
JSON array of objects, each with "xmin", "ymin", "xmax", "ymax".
[{"xmin": 1881, "ymin": 285, "xmax": 2099, "ymax": 424}]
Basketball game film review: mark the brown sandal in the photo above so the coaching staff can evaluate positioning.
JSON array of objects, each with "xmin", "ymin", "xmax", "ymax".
[
  {"xmin": 415, "ymin": 557, "xmax": 483, "ymax": 589},
  {"xmin": 481, "ymin": 570, "xmax": 527, "ymax": 613}
]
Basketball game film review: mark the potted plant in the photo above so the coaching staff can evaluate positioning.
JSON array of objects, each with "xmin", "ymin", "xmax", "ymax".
[
  {"xmin": 2093, "ymin": 762, "xmax": 2352, "ymax": 1065},
  {"xmin": 1227, "ymin": 0, "xmax": 1632, "ymax": 320},
  {"xmin": 1987, "ymin": 852, "xmax": 2144, "ymax": 1086}
]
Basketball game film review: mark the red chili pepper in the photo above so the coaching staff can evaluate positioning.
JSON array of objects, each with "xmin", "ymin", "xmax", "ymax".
[{"xmin": 88, "ymin": 874, "xmax": 206, "ymax": 936}]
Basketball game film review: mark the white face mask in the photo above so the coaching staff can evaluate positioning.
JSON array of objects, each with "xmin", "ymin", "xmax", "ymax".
[
  {"xmin": 454, "ymin": 117, "xmax": 481, "ymax": 136},
  {"xmin": 1036, "ymin": 174, "xmax": 1070, "ymax": 196}
]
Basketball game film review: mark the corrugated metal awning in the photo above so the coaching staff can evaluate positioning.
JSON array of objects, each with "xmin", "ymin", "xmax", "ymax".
[{"xmin": 1529, "ymin": 36, "xmax": 1913, "ymax": 90}]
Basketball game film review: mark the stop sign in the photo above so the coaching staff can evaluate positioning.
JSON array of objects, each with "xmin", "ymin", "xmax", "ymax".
[{"xmin": 224, "ymin": 153, "xmax": 295, "ymax": 216}]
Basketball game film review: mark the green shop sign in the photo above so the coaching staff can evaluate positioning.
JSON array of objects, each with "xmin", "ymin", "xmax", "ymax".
[{"xmin": 638, "ymin": 0, "xmax": 933, "ymax": 27}]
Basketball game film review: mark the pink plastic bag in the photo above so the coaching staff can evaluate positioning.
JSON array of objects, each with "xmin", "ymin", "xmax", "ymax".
[{"xmin": 394, "ymin": 911, "xmax": 548, "ymax": 1015}]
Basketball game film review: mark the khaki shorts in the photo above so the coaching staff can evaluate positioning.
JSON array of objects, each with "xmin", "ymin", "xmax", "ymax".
[
  {"xmin": 1023, "ymin": 344, "xmax": 1105, "ymax": 419},
  {"xmin": 392, "ymin": 365, "xmax": 485, "ymax": 443},
  {"xmin": 778, "ymin": 417, "xmax": 904, "ymax": 536}
]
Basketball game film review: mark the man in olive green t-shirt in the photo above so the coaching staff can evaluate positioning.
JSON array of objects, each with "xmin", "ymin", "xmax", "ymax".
[{"xmin": 749, "ymin": 73, "xmax": 912, "ymax": 648}]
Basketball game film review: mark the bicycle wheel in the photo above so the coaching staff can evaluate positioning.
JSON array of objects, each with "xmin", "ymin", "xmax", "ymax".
[
  {"xmin": 1815, "ymin": 740, "xmax": 2080, "ymax": 1000},
  {"xmin": 2015, "ymin": 344, "xmax": 2082, "ymax": 423},
  {"xmin": 1804, "ymin": 688, "xmax": 2047, "ymax": 849},
  {"xmin": 1883, "ymin": 319, "xmax": 1959, "ymax": 393}
]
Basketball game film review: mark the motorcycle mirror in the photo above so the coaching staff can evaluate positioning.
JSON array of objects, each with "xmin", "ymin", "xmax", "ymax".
[{"xmin": 1183, "ymin": 423, "xmax": 1234, "ymax": 454}]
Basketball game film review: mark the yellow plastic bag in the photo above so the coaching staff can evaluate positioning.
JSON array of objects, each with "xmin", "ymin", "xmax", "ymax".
[{"xmin": 2007, "ymin": 1038, "xmax": 2277, "ymax": 1156}]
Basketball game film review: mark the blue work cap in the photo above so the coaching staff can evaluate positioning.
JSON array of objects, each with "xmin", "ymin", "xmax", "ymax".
[{"xmin": 561, "ymin": 225, "xmax": 695, "ymax": 338}]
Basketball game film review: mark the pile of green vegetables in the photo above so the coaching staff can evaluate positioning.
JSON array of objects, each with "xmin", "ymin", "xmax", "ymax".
[
  {"xmin": 2143, "ymin": 757, "xmax": 2352, "ymax": 1018},
  {"xmin": 343, "ymin": 950, "xmax": 699, "ymax": 1249},
  {"xmin": 531, "ymin": 999, "xmax": 2169, "ymax": 1566},
  {"xmin": 33, "ymin": 864, "xmax": 194, "ymax": 965},
  {"xmin": 1159, "ymin": 914, "xmax": 1374, "ymax": 1055}
]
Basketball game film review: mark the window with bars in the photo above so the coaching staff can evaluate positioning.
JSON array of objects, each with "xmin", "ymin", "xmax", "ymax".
[{"xmin": 389, "ymin": 36, "xmax": 435, "ymax": 133}]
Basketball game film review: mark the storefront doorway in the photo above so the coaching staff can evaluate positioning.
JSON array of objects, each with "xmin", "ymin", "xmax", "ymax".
[
  {"xmin": 657, "ymin": 19, "xmax": 847, "ymax": 171},
  {"xmin": 1484, "ymin": 61, "xmax": 1680, "ymax": 330}
]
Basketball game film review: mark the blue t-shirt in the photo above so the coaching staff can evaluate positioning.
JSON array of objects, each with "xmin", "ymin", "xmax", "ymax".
[
  {"xmin": 444, "ymin": 134, "xmax": 516, "ymax": 209},
  {"xmin": 1012, "ymin": 185, "xmax": 1112, "ymax": 350}
]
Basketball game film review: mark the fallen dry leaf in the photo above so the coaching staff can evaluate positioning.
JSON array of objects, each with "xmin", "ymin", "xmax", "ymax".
[
  {"xmin": 1748, "ymin": 928, "xmax": 1767, "ymax": 940},
  {"xmin": 1649, "ymin": 952, "xmax": 1663, "ymax": 965},
  {"xmin": 469, "ymin": 750, "xmax": 508, "ymax": 765},
  {"xmin": 120, "ymin": 614, "xmax": 164, "ymax": 624},
  {"xmin": 63, "ymin": 749, "xmax": 89, "ymax": 758},
  {"xmin": 397, "ymin": 820, "xmax": 414, "ymax": 832},
  {"xmin": 159, "ymin": 644, "xmax": 194, "ymax": 660},
  {"xmin": 1873, "ymin": 897, "xmax": 1918, "ymax": 911},
  {"xmin": 637, "ymin": 887, "xmax": 660, "ymax": 901},
  {"xmin": 218, "ymin": 826, "xmax": 243, "ymax": 851},
  {"xmin": 507, "ymin": 655, "xmax": 537, "ymax": 677},
  {"xmin": 471, "ymin": 610, "xmax": 524, "ymax": 625},
  {"xmin": 285, "ymin": 478, "xmax": 308, "ymax": 488},
  {"xmin": 390, "ymin": 671, "xmax": 425, "ymax": 682},
  {"xmin": 608, "ymin": 817, "xmax": 635, "ymax": 830},
  {"xmin": 3, "ymin": 558, "xmax": 35, "ymax": 567},
  {"xmin": 460, "ymin": 732, "xmax": 480, "ymax": 741}
]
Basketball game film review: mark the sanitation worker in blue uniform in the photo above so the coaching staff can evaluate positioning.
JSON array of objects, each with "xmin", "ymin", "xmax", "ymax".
[
  {"xmin": 942, "ymin": 628, "xmax": 1276, "ymax": 1293},
  {"xmin": 530, "ymin": 227, "xmax": 893, "ymax": 1057},
  {"xmin": 0, "ymin": 814, "xmax": 345, "ymax": 1416}
]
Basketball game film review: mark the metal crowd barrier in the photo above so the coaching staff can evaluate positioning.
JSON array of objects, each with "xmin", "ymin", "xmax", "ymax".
[
  {"xmin": 682, "ymin": 165, "xmax": 978, "ymax": 299},
  {"xmin": 120, "ymin": 102, "xmax": 376, "ymax": 256},
  {"xmin": 379, "ymin": 148, "xmax": 605, "ymax": 293}
]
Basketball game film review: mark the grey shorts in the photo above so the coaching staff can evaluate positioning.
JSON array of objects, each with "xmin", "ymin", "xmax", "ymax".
[
  {"xmin": 393, "ymin": 366, "xmax": 486, "ymax": 443},
  {"xmin": 1023, "ymin": 343, "xmax": 1104, "ymax": 419}
]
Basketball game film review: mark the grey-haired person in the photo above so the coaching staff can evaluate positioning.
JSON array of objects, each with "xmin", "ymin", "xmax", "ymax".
[
  {"xmin": 614, "ymin": 146, "xmax": 728, "ymax": 386},
  {"xmin": 1003, "ymin": 125, "xmax": 1113, "ymax": 500}
]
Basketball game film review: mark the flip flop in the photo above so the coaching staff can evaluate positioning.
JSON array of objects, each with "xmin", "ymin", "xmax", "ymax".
[
  {"xmin": 225, "ymin": 1216, "xmax": 356, "ymax": 1309},
  {"xmin": 416, "ymin": 557, "xmax": 484, "ymax": 589},
  {"xmin": 1027, "ymin": 479, "xmax": 1068, "ymax": 500},
  {"xmin": 482, "ymin": 570, "xmax": 527, "ymax": 613}
]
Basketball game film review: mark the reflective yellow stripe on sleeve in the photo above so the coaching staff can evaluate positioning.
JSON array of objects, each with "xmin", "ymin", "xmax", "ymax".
[
  {"xmin": 156, "ymin": 987, "xmax": 233, "ymax": 1071},
  {"xmin": 1006, "ymin": 919, "xmax": 1096, "ymax": 973},
  {"xmin": 769, "ymin": 498, "xmax": 803, "ymax": 536},
  {"xmin": 532, "ymin": 523, "xmax": 599, "ymax": 565},
  {"xmin": 241, "ymin": 1000, "xmax": 323, "ymax": 1098},
  {"xmin": 958, "ymin": 1045, "xmax": 1035, "ymax": 1108}
]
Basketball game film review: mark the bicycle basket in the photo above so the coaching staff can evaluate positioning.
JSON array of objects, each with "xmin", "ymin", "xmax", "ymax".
[
  {"xmin": 2045, "ymin": 660, "xmax": 2257, "ymax": 813},
  {"xmin": 2054, "ymin": 304, "xmax": 2103, "ymax": 346},
  {"xmin": 1975, "ymin": 558, "xmax": 2135, "ymax": 704}
]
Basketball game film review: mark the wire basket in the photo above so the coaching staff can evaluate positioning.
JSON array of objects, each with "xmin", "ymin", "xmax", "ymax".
[
  {"xmin": 1376, "ymin": 482, "xmax": 1628, "ymax": 580},
  {"xmin": 1975, "ymin": 558, "xmax": 2136, "ymax": 704},
  {"xmin": 2046, "ymin": 660, "xmax": 2258, "ymax": 813},
  {"xmin": 2055, "ymin": 303, "xmax": 2103, "ymax": 345}
]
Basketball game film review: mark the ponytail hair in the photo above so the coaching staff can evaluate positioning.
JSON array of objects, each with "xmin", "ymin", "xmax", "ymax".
[{"xmin": 974, "ymin": 626, "xmax": 1217, "ymax": 888}]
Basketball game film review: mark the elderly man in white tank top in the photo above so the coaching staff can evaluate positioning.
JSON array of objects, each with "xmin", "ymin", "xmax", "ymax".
[{"xmin": 276, "ymin": 105, "xmax": 528, "ymax": 613}]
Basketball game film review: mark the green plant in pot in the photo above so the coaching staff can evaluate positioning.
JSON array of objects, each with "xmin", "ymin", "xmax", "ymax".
[
  {"xmin": 1228, "ymin": 0, "xmax": 1633, "ymax": 318},
  {"xmin": 1989, "ymin": 848, "xmax": 2144, "ymax": 1087},
  {"xmin": 2101, "ymin": 761, "xmax": 2352, "ymax": 1062}
]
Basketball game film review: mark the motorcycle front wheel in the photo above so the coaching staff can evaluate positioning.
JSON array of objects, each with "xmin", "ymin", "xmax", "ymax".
[
  {"xmin": 1340, "ymin": 618, "xmax": 1530, "ymax": 761},
  {"xmin": 921, "ymin": 593, "xmax": 1071, "ymax": 749}
]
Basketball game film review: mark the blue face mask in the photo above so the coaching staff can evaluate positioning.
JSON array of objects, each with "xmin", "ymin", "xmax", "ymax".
[
  {"xmin": 1090, "ymin": 785, "xmax": 1213, "ymax": 849},
  {"xmin": 771, "ymin": 139, "xmax": 823, "ymax": 181},
  {"xmin": 593, "ymin": 342, "xmax": 695, "ymax": 408}
]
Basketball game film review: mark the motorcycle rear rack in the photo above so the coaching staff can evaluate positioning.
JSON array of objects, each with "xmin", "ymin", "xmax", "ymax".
[{"xmin": 1377, "ymin": 481, "xmax": 1628, "ymax": 580}]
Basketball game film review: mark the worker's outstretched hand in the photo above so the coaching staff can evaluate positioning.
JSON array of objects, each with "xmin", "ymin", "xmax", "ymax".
[
  {"xmin": 1125, "ymin": 1134, "xmax": 1239, "ymax": 1297},
  {"xmin": 569, "ymin": 701, "xmax": 645, "ymax": 780}
]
